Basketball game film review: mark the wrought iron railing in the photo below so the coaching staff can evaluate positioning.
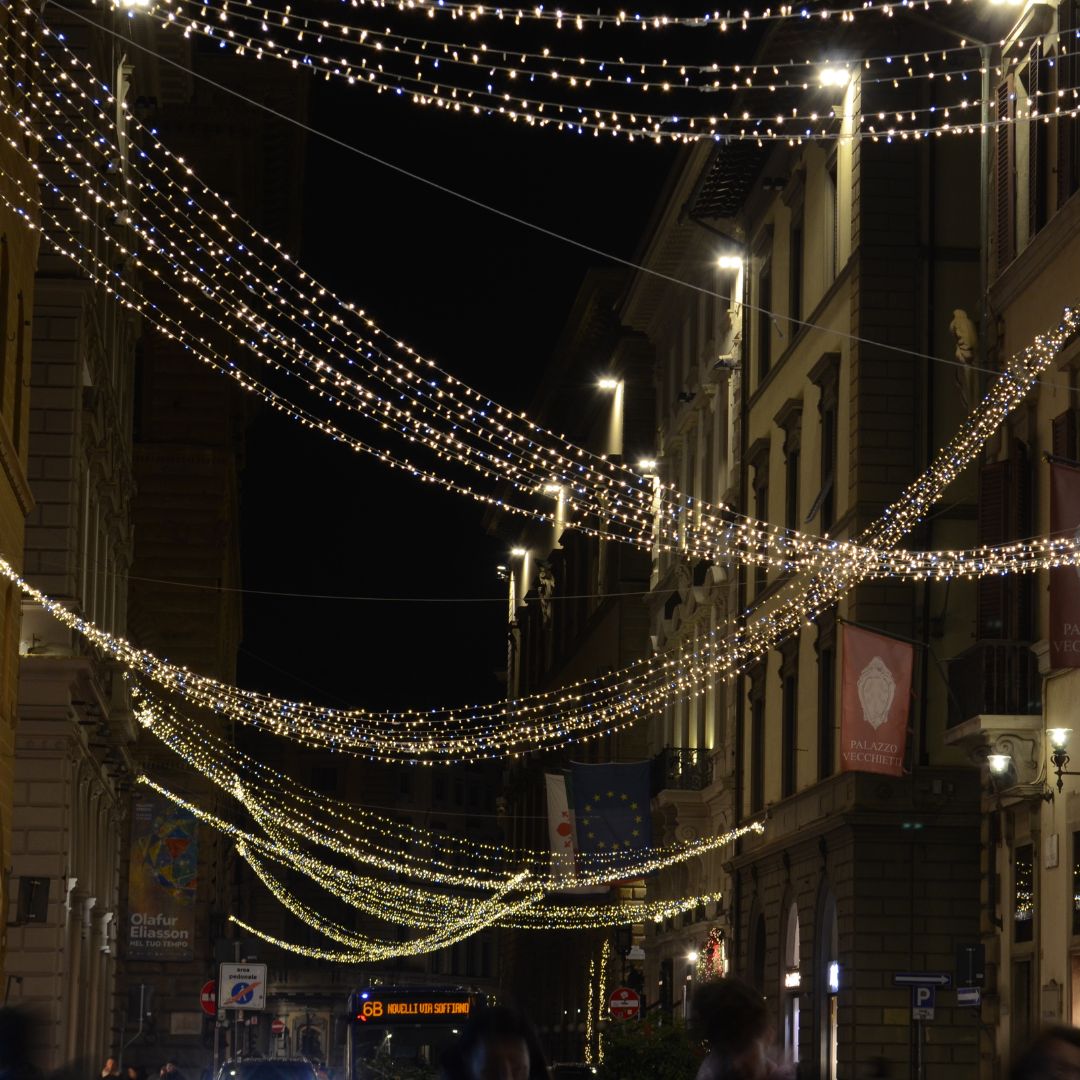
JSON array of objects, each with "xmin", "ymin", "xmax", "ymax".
[
  {"xmin": 651, "ymin": 747, "xmax": 713, "ymax": 795},
  {"xmin": 947, "ymin": 641, "xmax": 1041, "ymax": 728}
]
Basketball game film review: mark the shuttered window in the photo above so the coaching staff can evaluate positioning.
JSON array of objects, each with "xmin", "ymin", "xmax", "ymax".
[
  {"xmin": 1060, "ymin": 1, "xmax": 1080, "ymax": 209},
  {"xmin": 977, "ymin": 445, "xmax": 1033, "ymax": 639},
  {"xmin": 1027, "ymin": 45, "xmax": 1048, "ymax": 239},
  {"xmin": 997, "ymin": 77, "xmax": 1016, "ymax": 272}
]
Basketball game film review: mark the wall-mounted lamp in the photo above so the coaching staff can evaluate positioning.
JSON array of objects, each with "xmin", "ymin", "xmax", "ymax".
[
  {"xmin": 1049, "ymin": 728, "xmax": 1080, "ymax": 793},
  {"xmin": 637, "ymin": 458, "xmax": 658, "ymax": 472},
  {"xmin": 987, "ymin": 753, "xmax": 1012, "ymax": 775},
  {"xmin": 717, "ymin": 254, "xmax": 743, "ymax": 270},
  {"xmin": 510, "ymin": 547, "xmax": 528, "ymax": 558},
  {"xmin": 686, "ymin": 951, "xmax": 699, "ymax": 965},
  {"xmin": 597, "ymin": 377, "xmax": 621, "ymax": 391}
]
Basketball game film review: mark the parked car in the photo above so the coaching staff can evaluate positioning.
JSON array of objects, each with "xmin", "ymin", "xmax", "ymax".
[
  {"xmin": 217, "ymin": 1060, "xmax": 319, "ymax": 1080},
  {"xmin": 550, "ymin": 1065, "xmax": 597, "ymax": 1080}
]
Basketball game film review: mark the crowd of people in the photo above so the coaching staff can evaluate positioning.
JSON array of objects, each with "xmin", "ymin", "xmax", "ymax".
[{"xmin": 2, "ymin": 979, "xmax": 1080, "ymax": 1080}]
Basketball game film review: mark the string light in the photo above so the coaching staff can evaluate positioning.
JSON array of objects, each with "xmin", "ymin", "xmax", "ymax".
[
  {"xmin": 135, "ymin": 0, "xmax": 977, "ymax": 33},
  {"xmin": 4, "ymin": 13, "xmax": 1078, "ymax": 764},
  {"xmin": 125, "ymin": 2, "xmax": 1074, "ymax": 144},
  {"xmin": 12, "ymin": 16, "xmax": 1078, "ymax": 597},
  {"xmin": 3, "ymin": 294, "xmax": 1077, "ymax": 764}
]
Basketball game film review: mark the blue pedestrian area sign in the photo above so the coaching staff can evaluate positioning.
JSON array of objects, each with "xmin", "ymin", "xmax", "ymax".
[{"xmin": 218, "ymin": 962, "xmax": 267, "ymax": 1010}]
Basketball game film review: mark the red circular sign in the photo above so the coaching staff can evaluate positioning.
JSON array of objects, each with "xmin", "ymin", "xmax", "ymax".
[
  {"xmin": 200, "ymin": 980, "xmax": 217, "ymax": 1017},
  {"xmin": 608, "ymin": 987, "xmax": 640, "ymax": 1021},
  {"xmin": 272, "ymin": 1019, "xmax": 286, "ymax": 1036}
]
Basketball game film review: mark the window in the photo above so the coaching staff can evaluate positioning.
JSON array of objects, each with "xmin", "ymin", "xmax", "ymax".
[
  {"xmin": 977, "ymin": 445, "xmax": 1032, "ymax": 639},
  {"xmin": 780, "ymin": 640, "xmax": 798, "ymax": 798},
  {"xmin": 750, "ymin": 666, "xmax": 766, "ymax": 813},
  {"xmin": 750, "ymin": 440, "xmax": 770, "ymax": 597},
  {"xmin": 809, "ymin": 353, "xmax": 840, "ymax": 532},
  {"xmin": 816, "ymin": 605, "xmax": 838, "ymax": 780},
  {"xmin": 825, "ymin": 156, "xmax": 838, "ymax": 282},
  {"xmin": 1059, "ymin": 0, "xmax": 1080, "ymax": 209},
  {"xmin": 776, "ymin": 399, "xmax": 803, "ymax": 533},
  {"xmin": 1014, "ymin": 842, "xmax": 1034, "ymax": 943},
  {"xmin": 782, "ymin": 902, "xmax": 801, "ymax": 1062},
  {"xmin": 996, "ymin": 76, "xmax": 1017, "ymax": 272},
  {"xmin": 789, "ymin": 216, "xmax": 804, "ymax": 328},
  {"xmin": 751, "ymin": 912, "xmax": 767, "ymax": 993},
  {"xmin": 757, "ymin": 258, "xmax": 773, "ymax": 382}
]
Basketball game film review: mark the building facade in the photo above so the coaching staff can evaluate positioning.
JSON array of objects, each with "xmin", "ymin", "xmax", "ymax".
[
  {"xmin": 943, "ymin": 3, "xmax": 1080, "ymax": 1076},
  {"xmin": 0, "ymin": 0, "xmax": 42, "ymax": 981},
  {"xmin": 490, "ymin": 267, "xmax": 656, "ymax": 1061},
  {"xmin": 4, "ymin": 8, "xmax": 136, "ymax": 1071}
]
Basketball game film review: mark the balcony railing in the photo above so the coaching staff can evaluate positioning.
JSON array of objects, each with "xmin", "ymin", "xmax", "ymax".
[
  {"xmin": 947, "ymin": 641, "xmax": 1041, "ymax": 728},
  {"xmin": 651, "ymin": 747, "xmax": 713, "ymax": 796}
]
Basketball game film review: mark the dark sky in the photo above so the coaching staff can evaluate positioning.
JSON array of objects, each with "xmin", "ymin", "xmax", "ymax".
[{"xmin": 236, "ymin": 75, "xmax": 676, "ymax": 709}]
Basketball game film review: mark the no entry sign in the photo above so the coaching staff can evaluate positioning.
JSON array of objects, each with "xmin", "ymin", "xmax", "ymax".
[
  {"xmin": 200, "ymin": 980, "xmax": 217, "ymax": 1017},
  {"xmin": 608, "ymin": 987, "xmax": 640, "ymax": 1020}
]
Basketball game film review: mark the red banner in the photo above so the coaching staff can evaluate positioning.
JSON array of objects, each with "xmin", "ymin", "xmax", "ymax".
[
  {"xmin": 840, "ymin": 624, "xmax": 913, "ymax": 777},
  {"xmin": 1050, "ymin": 463, "xmax": 1080, "ymax": 668}
]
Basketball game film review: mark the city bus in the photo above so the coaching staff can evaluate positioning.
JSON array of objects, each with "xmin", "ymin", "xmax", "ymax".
[{"xmin": 345, "ymin": 987, "xmax": 485, "ymax": 1080}]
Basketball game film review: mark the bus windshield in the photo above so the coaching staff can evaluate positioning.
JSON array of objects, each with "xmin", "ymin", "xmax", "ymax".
[{"xmin": 346, "ymin": 988, "xmax": 484, "ymax": 1080}]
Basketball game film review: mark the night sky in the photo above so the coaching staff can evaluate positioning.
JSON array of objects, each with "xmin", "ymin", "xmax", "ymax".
[{"xmin": 236, "ymin": 75, "xmax": 675, "ymax": 709}]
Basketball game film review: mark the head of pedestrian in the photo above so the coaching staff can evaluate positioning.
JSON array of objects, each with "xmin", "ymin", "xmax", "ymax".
[
  {"xmin": 1011, "ymin": 1026, "xmax": 1080, "ymax": 1080},
  {"xmin": 441, "ymin": 1006, "xmax": 547, "ymax": 1080},
  {"xmin": 691, "ymin": 977, "xmax": 771, "ymax": 1080}
]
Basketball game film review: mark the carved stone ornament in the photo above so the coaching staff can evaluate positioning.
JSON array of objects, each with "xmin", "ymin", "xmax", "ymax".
[{"xmin": 857, "ymin": 656, "xmax": 896, "ymax": 731}]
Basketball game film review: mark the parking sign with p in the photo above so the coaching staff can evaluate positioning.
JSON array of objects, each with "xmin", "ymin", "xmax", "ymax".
[{"xmin": 912, "ymin": 985, "xmax": 935, "ymax": 1020}]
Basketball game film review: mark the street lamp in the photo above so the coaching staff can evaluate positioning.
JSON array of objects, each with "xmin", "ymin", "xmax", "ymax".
[
  {"xmin": 1049, "ymin": 728, "xmax": 1080, "ymax": 793},
  {"xmin": 716, "ymin": 254, "xmax": 742, "ymax": 270},
  {"xmin": 818, "ymin": 67, "xmax": 851, "ymax": 88},
  {"xmin": 597, "ymin": 377, "xmax": 621, "ymax": 391}
]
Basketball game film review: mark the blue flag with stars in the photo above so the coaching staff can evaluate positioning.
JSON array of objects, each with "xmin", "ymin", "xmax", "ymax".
[{"xmin": 569, "ymin": 762, "xmax": 651, "ymax": 869}]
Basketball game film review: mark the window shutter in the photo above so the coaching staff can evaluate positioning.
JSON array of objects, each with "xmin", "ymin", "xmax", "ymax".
[
  {"xmin": 997, "ymin": 78, "xmax": 1016, "ymax": 272},
  {"xmin": 1028, "ymin": 44, "xmax": 1046, "ymax": 238},
  {"xmin": 1053, "ymin": 409, "xmax": 1078, "ymax": 460},
  {"xmin": 1060, "ymin": 2, "xmax": 1080, "ymax": 209},
  {"xmin": 977, "ymin": 459, "xmax": 1010, "ymax": 638},
  {"xmin": 1010, "ymin": 441, "xmax": 1033, "ymax": 640}
]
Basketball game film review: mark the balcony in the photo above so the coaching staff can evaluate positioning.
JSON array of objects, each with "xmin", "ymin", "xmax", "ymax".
[
  {"xmin": 651, "ymin": 747, "xmax": 714, "ymax": 796},
  {"xmin": 947, "ymin": 641, "xmax": 1041, "ymax": 728}
]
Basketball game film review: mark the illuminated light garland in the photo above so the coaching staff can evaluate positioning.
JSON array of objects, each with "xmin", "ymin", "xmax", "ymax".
[
  {"xmin": 8, "ymin": 10, "xmax": 1067, "ymax": 600},
  {"xmin": 140, "ymin": 773, "xmax": 761, "ymax": 911},
  {"xmin": 4, "ymin": 17, "xmax": 1078, "ymax": 758},
  {"xmin": 164, "ymin": 0, "xmax": 973, "ymax": 32},
  {"xmin": 127, "ymin": 2, "xmax": 1077, "ymax": 143},
  {"xmin": 238, "ymin": 844, "xmax": 544, "ymax": 960},
  {"xmin": 131, "ymin": 683, "xmax": 734, "ymax": 923},
  {"xmin": 141, "ymin": 0, "xmax": 1004, "ymax": 102},
  {"xmin": 14, "ymin": 18, "xmax": 1080, "ymax": 595}
]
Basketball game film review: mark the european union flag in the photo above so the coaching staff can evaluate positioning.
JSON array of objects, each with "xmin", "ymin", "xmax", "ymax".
[{"xmin": 570, "ymin": 762, "xmax": 652, "ymax": 868}]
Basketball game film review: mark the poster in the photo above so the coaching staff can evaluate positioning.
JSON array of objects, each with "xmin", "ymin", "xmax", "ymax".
[
  {"xmin": 839, "ymin": 623, "xmax": 913, "ymax": 778},
  {"xmin": 126, "ymin": 794, "xmax": 198, "ymax": 961}
]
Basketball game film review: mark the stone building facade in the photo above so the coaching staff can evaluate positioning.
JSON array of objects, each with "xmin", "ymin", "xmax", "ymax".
[
  {"xmin": 3, "ymin": 8, "xmax": 137, "ymax": 1071},
  {"xmin": 941, "ymin": 3, "xmax": 1080, "ymax": 1076},
  {"xmin": 0, "ymin": 0, "xmax": 42, "ymax": 981}
]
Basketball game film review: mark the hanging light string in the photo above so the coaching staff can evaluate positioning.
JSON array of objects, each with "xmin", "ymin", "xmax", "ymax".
[
  {"xmin": 8, "ymin": 23, "xmax": 1080, "ymax": 760},
  {"xmin": 131, "ymin": 683, "xmax": 755, "ymax": 906},
  {"xmin": 142, "ymin": 0, "xmax": 1000, "ymax": 100},
  {"xmin": 0, "ymin": 309, "xmax": 1077, "ymax": 763},
  {"xmin": 15, "ymin": 16, "xmax": 1079, "ymax": 591},
  {"xmin": 141, "ymin": 777, "xmax": 760, "ymax": 920},
  {"xmin": 14, "ymin": 70, "xmax": 1080, "ymax": 592},
  {"xmin": 153, "ymin": 0, "xmax": 974, "ymax": 34},
  {"xmin": 126, "ymin": 1, "xmax": 1069, "ymax": 143}
]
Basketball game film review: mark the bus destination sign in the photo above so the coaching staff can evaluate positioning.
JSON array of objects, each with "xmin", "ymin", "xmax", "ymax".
[{"xmin": 352, "ymin": 991, "xmax": 481, "ymax": 1025}]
